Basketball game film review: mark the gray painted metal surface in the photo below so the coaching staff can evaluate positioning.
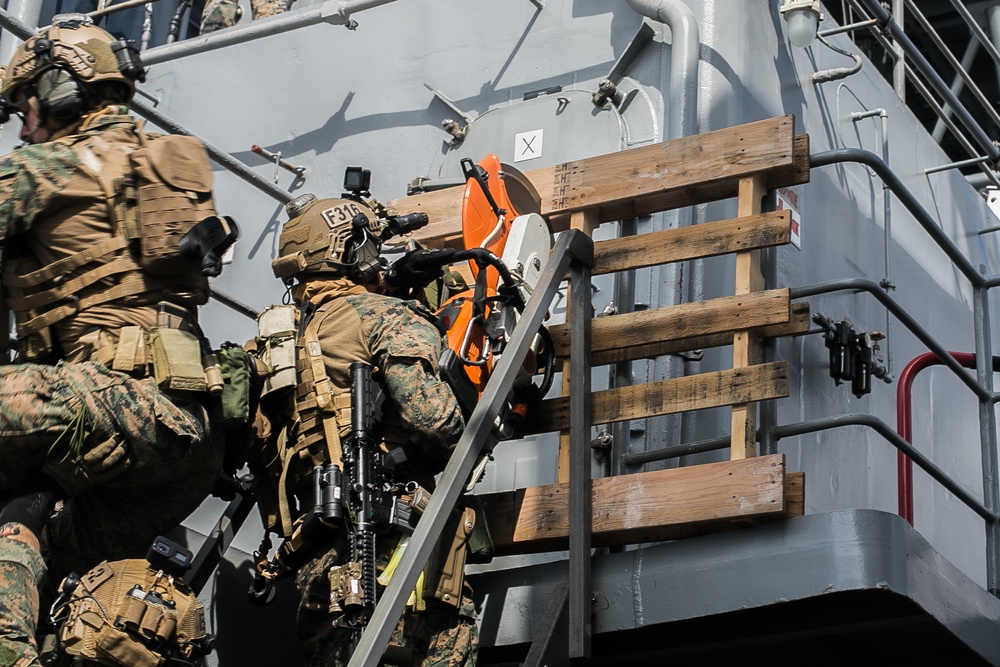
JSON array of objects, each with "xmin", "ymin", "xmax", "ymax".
[{"xmin": 470, "ymin": 509, "xmax": 1000, "ymax": 664}]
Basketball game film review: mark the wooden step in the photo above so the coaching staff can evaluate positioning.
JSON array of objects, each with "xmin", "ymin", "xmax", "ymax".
[
  {"xmin": 478, "ymin": 454, "xmax": 804, "ymax": 555},
  {"xmin": 390, "ymin": 115, "xmax": 809, "ymax": 248},
  {"xmin": 591, "ymin": 210, "xmax": 792, "ymax": 276},
  {"xmin": 523, "ymin": 361, "xmax": 789, "ymax": 436},
  {"xmin": 547, "ymin": 289, "xmax": 794, "ymax": 364}
]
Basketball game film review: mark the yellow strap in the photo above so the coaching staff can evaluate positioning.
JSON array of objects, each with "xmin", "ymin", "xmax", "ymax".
[
  {"xmin": 377, "ymin": 536, "xmax": 408, "ymax": 587},
  {"xmin": 413, "ymin": 570, "xmax": 426, "ymax": 612}
]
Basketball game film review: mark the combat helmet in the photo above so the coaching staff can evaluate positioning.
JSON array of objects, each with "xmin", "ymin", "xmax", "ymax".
[
  {"xmin": 272, "ymin": 193, "xmax": 385, "ymax": 284},
  {"xmin": 1, "ymin": 14, "xmax": 145, "ymax": 123}
]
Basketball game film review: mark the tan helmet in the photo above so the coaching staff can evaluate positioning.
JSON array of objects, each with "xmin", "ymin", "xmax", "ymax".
[
  {"xmin": 1, "ymin": 14, "xmax": 145, "ymax": 120},
  {"xmin": 272, "ymin": 193, "xmax": 383, "ymax": 282}
]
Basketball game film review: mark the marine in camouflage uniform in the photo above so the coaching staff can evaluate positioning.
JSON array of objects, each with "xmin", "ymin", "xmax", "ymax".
[
  {"xmin": 0, "ymin": 18, "xmax": 223, "ymax": 583},
  {"xmin": 0, "ymin": 523, "xmax": 46, "ymax": 667},
  {"xmin": 200, "ymin": 0, "xmax": 290, "ymax": 34},
  {"xmin": 248, "ymin": 194, "xmax": 478, "ymax": 667}
]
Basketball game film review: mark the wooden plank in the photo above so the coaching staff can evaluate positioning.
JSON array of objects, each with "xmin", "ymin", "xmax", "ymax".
[
  {"xmin": 480, "ymin": 454, "xmax": 789, "ymax": 554},
  {"xmin": 600, "ymin": 469, "xmax": 805, "ymax": 545},
  {"xmin": 390, "ymin": 117, "xmax": 808, "ymax": 248},
  {"xmin": 524, "ymin": 361, "xmax": 789, "ymax": 435},
  {"xmin": 548, "ymin": 289, "xmax": 791, "ymax": 360},
  {"xmin": 592, "ymin": 211, "xmax": 791, "ymax": 276},
  {"xmin": 731, "ymin": 174, "xmax": 767, "ymax": 460},
  {"xmin": 785, "ymin": 471, "xmax": 805, "ymax": 518},
  {"xmin": 576, "ymin": 300, "xmax": 811, "ymax": 366}
]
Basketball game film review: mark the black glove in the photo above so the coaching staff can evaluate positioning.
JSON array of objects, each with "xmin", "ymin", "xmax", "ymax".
[
  {"xmin": 0, "ymin": 488, "xmax": 57, "ymax": 537},
  {"xmin": 385, "ymin": 247, "xmax": 455, "ymax": 291}
]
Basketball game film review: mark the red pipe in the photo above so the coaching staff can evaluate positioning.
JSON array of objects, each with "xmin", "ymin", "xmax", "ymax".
[{"xmin": 896, "ymin": 351, "xmax": 975, "ymax": 525}]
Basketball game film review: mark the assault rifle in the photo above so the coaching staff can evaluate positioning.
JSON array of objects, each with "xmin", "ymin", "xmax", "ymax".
[{"xmin": 343, "ymin": 361, "xmax": 389, "ymax": 651}]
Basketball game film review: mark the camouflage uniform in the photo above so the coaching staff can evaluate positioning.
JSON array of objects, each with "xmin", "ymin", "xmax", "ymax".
[
  {"xmin": 0, "ymin": 525, "xmax": 46, "ymax": 667},
  {"xmin": 0, "ymin": 108, "xmax": 223, "ymax": 583},
  {"xmin": 250, "ymin": 278, "xmax": 477, "ymax": 667},
  {"xmin": 200, "ymin": 0, "xmax": 290, "ymax": 34}
]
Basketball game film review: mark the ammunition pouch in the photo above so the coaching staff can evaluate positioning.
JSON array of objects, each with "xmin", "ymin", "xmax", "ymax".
[
  {"xmin": 44, "ymin": 559, "xmax": 210, "ymax": 667},
  {"xmin": 151, "ymin": 328, "xmax": 208, "ymax": 392},
  {"xmin": 255, "ymin": 304, "xmax": 297, "ymax": 398}
]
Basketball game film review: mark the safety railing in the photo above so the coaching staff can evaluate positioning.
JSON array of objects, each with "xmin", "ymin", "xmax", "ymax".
[
  {"xmin": 837, "ymin": 0, "xmax": 1000, "ymax": 187},
  {"xmin": 805, "ymin": 149, "xmax": 1000, "ymax": 596}
]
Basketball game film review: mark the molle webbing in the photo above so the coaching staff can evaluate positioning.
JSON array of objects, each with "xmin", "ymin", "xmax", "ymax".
[
  {"xmin": 3, "ymin": 262, "xmax": 205, "ymax": 337},
  {"xmin": 56, "ymin": 559, "xmax": 207, "ymax": 666},
  {"xmin": 1, "ymin": 236, "xmax": 128, "ymax": 289},
  {"xmin": 296, "ymin": 303, "xmax": 350, "ymax": 468},
  {"xmin": 1, "ymin": 125, "xmax": 212, "ymax": 359}
]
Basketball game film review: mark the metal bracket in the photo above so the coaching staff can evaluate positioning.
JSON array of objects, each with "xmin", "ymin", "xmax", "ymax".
[{"xmin": 424, "ymin": 83, "xmax": 474, "ymax": 126}]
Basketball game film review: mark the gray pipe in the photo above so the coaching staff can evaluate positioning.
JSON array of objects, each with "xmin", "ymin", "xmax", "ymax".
[
  {"xmin": 770, "ymin": 413, "xmax": 997, "ymax": 523},
  {"xmin": 989, "ymin": 6, "xmax": 1000, "ymax": 94},
  {"xmin": 0, "ymin": 0, "xmax": 41, "ymax": 64},
  {"xmin": 625, "ymin": 0, "xmax": 698, "ymax": 139},
  {"xmin": 129, "ymin": 97, "xmax": 292, "ymax": 203},
  {"xmin": 140, "ymin": 0, "xmax": 401, "ymax": 66},
  {"xmin": 0, "ymin": 7, "xmax": 292, "ymax": 204},
  {"xmin": 931, "ymin": 38, "xmax": 979, "ymax": 143},
  {"xmin": 625, "ymin": 0, "xmax": 700, "ymax": 462}
]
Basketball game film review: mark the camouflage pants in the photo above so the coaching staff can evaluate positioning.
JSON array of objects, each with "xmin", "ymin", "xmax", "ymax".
[
  {"xmin": 200, "ymin": 0, "xmax": 290, "ymax": 33},
  {"xmin": 296, "ymin": 536, "xmax": 478, "ymax": 667},
  {"xmin": 0, "ymin": 361, "xmax": 222, "ymax": 583},
  {"xmin": 0, "ymin": 526, "xmax": 47, "ymax": 667}
]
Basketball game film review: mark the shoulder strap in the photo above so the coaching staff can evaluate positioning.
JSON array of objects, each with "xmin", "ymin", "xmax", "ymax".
[{"xmin": 301, "ymin": 301, "xmax": 345, "ymax": 469}]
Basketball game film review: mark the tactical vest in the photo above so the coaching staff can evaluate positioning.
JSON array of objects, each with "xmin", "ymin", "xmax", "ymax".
[
  {"xmin": 251, "ymin": 301, "xmax": 354, "ymax": 540},
  {"xmin": 1, "ymin": 118, "xmax": 214, "ymax": 361},
  {"xmin": 42, "ymin": 559, "xmax": 211, "ymax": 667}
]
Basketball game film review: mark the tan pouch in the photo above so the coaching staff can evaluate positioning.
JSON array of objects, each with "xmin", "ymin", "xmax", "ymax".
[
  {"xmin": 150, "ymin": 327, "xmax": 208, "ymax": 392},
  {"xmin": 256, "ymin": 304, "xmax": 297, "ymax": 397},
  {"xmin": 132, "ymin": 133, "xmax": 217, "ymax": 275},
  {"xmin": 95, "ymin": 624, "xmax": 163, "ymax": 667},
  {"xmin": 428, "ymin": 507, "xmax": 475, "ymax": 608}
]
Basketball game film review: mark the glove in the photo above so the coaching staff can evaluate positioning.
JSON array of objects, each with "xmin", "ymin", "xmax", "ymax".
[
  {"xmin": 0, "ymin": 487, "xmax": 57, "ymax": 537},
  {"xmin": 385, "ymin": 247, "xmax": 455, "ymax": 291}
]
